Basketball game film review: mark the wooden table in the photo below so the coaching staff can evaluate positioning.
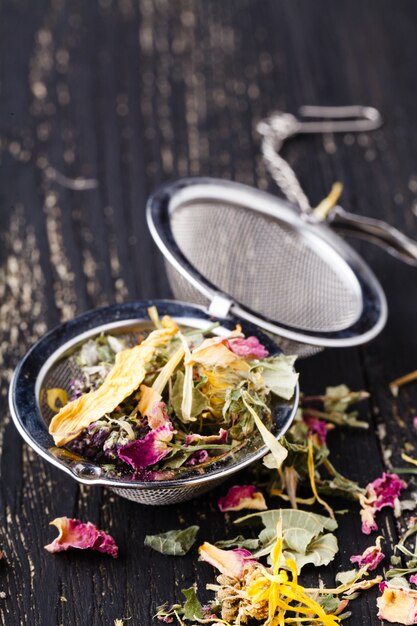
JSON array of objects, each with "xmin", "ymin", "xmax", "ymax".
[{"xmin": 1, "ymin": 1, "xmax": 417, "ymax": 624}]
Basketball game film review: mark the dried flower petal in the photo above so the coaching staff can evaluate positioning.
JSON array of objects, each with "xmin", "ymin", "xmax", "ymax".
[
  {"xmin": 218, "ymin": 485, "xmax": 267, "ymax": 512},
  {"xmin": 377, "ymin": 584, "xmax": 417, "ymax": 624},
  {"xmin": 49, "ymin": 316, "xmax": 179, "ymax": 445},
  {"xmin": 350, "ymin": 536, "xmax": 385, "ymax": 571},
  {"xmin": 46, "ymin": 388, "xmax": 69, "ymax": 413},
  {"xmin": 185, "ymin": 450, "xmax": 209, "ymax": 466},
  {"xmin": 199, "ymin": 543, "xmax": 257, "ymax": 579},
  {"xmin": 371, "ymin": 473, "xmax": 407, "ymax": 510},
  {"xmin": 304, "ymin": 415, "xmax": 328, "ymax": 444},
  {"xmin": 44, "ymin": 517, "xmax": 118, "ymax": 557},
  {"xmin": 227, "ymin": 336, "xmax": 269, "ymax": 359},
  {"xmin": 360, "ymin": 473, "xmax": 406, "ymax": 534},
  {"xmin": 185, "ymin": 428, "xmax": 228, "ymax": 446},
  {"xmin": 118, "ymin": 423, "xmax": 174, "ymax": 470}
]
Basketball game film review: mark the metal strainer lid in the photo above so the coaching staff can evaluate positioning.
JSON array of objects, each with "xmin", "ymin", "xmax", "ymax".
[{"xmin": 147, "ymin": 177, "xmax": 387, "ymax": 349}]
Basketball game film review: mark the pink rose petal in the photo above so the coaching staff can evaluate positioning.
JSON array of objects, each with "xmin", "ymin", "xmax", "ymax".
[
  {"xmin": 303, "ymin": 415, "xmax": 327, "ymax": 444},
  {"xmin": 199, "ymin": 543, "xmax": 257, "ymax": 579},
  {"xmin": 360, "ymin": 473, "xmax": 406, "ymax": 534},
  {"xmin": 368, "ymin": 473, "xmax": 407, "ymax": 511},
  {"xmin": 185, "ymin": 450, "xmax": 209, "ymax": 466},
  {"xmin": 118, "ymin": 422, "xmax": 175, "ymax": 470},
  {"xmin": 44, "ymin": 517, "xmax": 118, "ymax": 557},
  {"xmin": 350, "ymin": 537, "xmax": 385, "ymax": 571},
  {"xmin": 227, "ymin": 336, "xmax": 269, "ymax": 359},
  {"xmin": 218, "ymin": 485, "xmax": 267, "ymax": 512}
]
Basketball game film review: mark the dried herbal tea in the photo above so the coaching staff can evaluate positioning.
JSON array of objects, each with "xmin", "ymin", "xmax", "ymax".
[{"xmin": 46, "ymin": 307, "xmax": 298, "ymax": 479}]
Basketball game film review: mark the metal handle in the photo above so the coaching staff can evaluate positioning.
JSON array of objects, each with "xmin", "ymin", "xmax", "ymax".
[
  {"xmin": 257, "ymin": 105, "xmax": 383, "ymax": 215},
  {"xmin": 328, "ymin": 206, "xmax": 417, "ymax": 266}
]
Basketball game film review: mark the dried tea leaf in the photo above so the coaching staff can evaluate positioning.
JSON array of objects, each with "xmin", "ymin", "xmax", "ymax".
[
  {"xmin": 171, "ymin": 370, "xmax": 209, "ymax": 422},
  {"xmin": 254, "ymin": 354, "xmax": 298, "ymax": 400},
  {"xmin": 214, "ymin": 535, "xmax": 260, "ymax": 550},
  {"xmin": 144, "ymin": 525, "xmax": 199, "ymax": 556},
  {"xmin": 285, "ymin": 533, "xmax": 338, "ymax": 571},
  {"xmin": 181, "ymin": 585, "xmax": 204, "ymax": 620},
  {"xmin": 335, "ymin": 569, "xmax": 358, "ymax": 586},
  {"xmin": 236, "ymin": 509, "xmax": 338, "ymax": 572}
]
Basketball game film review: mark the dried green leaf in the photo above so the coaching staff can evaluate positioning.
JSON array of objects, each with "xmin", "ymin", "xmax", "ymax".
[
  {"xmin": 241, "ymin": 391, "xmax": 287, "ymax": 470},
  {"xmin": 335, "ymin": 569, "xmax": 358, "ymax": 585},
  {"xmin": 235, "ymin": 509, "xmax": 337, "ymax": 572},
  {"xmin": 323, "ymin": 385, "xmax": 368, "ymax": 413},
  {"xmin": 319, "ymin": 594, "xmax": 340, "ymax": 614},
  {"xmin": 254, "ymin": 355, "xmax": 298, "ymax": 400},
  {"xmin": 282, "ymin": 532, "xmax": 338, "ymax": 571},
  {"xmin": 181, "ymin": 585, "xmax": 204, "ymax": 620},
  {"xmin": 144, "ymin": 525, "xmax": 199, "ymax": 556},
  {"xmin": 171, "ymin": 371, "xmax": 209, "ymax": 421},
  {"xmin": 214, "ymin": 535, "xmax": 260, "ymax": 550}
]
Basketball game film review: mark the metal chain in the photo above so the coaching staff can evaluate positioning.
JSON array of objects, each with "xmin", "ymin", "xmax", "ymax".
[{"xmin": 258, "ymin": 112, "xmax": 312, "ymax": 214}]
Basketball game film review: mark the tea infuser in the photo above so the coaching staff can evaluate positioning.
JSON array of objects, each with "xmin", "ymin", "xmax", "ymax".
[
  {"xmin": 147, "ymin": 105, "xmax": 417, "ymax": 357},
  {"xmin": 9, "ymin": 300, "xmax": 299, "ymax": 505}
]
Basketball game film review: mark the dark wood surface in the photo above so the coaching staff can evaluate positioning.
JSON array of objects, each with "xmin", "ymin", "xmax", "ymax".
[{"xmin": 1, "ymin": 1, "xmax": 417, "ymax": 624}]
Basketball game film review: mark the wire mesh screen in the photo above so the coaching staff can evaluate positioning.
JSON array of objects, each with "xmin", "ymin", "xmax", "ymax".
[{"xmin": 169, "ymin": 200, "xmax": 363, "ymax": 333}]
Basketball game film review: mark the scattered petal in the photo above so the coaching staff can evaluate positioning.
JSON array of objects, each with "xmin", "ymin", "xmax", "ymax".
[
  {"xmin": 218, "ymin": 485, "xmax": 267, "ymax": 512},
  {"xmin": 360, "ymin": 473, "xmax": 406, "ymax": 534},
  {"xmin": 118, "ymin": 423, "xmax": 175, "ymax": 470},
  {"xmin": 410, "ymin": 574, "xmax": 417, "ymax": 586},
  {"xmin": 350, "ymin": 536, "xmax": 385, "ymax": 571},
  {"xmin": 199, "ymin": 543, "xmax": 257, "ymax": 579},
  {"xmin": 44, "ymin": 517, "xmax": 118, "ymax": 557},
  {"xmin": 377, "ymin": 584, "xmax": 417, "ymax": 625}
]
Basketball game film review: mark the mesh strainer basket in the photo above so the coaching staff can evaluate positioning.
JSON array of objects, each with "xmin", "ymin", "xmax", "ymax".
[
  {"xmin": 147, "ymin": 177, "xmax": 389, "ymax": 356},
  {"xmin": 147, "ymin": 107, "xmax": 417, "ymax": 357},
  {"xmin": 9, "ymin": 300, "xmax": 298, "ymax": 505}
]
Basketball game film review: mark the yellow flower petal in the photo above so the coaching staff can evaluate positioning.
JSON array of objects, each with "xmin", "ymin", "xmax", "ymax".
[{"xmin": 49, "ymin": 316, "xmax": 178, "ymax": 445}]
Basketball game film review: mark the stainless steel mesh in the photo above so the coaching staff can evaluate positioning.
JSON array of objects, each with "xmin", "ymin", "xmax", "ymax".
[
  {"xmin": 109, "ymin": 479, "xmax": 225, "ymax": 506},
  {"xmin": 169, "ymin": 200, "xmax": 362, "ymax": 334}
]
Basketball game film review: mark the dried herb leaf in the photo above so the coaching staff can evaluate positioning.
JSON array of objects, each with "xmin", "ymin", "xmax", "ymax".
[
  {"xmin": 235, "ymin": 508, "xmax": 338, "ymax": 572},
  {"xmin": 181, "ymin": 585, "xmax": 204, "ymax": 620},
  {"xmin": 335, "ymin": 569, "xmax": 358, "ymax": 585},
  {"xmin": 171, "ymin": 370, "xmax": 209, "ymax": 421},
  {"xmin": 254, "ymin": 354, "xmax": 298, "ymax": 400},
  {"xmin": 144, "ymin": 525, "xmax": 199, "ymax": 556},
  {"xmin": 214, "ymin": 535, "xmax": 260, "ymax": 550}
]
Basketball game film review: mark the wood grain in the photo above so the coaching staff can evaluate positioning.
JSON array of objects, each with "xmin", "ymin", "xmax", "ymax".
[{"xmin": 1, "ymin": 1, "xmax": 417, "ymax": 624}]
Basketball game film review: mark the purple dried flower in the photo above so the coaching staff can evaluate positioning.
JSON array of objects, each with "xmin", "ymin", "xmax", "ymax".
[
  {"xmin": 117, "ymin": 423, "xmax": 175, "ymax": 470},
  {"xmin": 350, "ymin": 536, "xmax": 385, "ymax": 571},
  {"xmin": 185, "ymin": 450, "xmax": 209, "ymax": 466}
]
